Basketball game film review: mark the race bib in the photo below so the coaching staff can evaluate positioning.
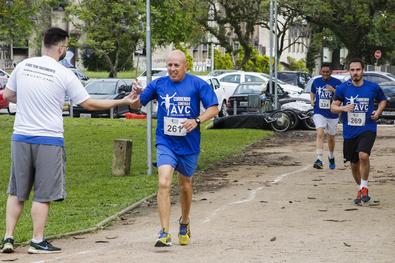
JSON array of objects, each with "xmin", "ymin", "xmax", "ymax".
[
  {"xmin": 347, "ymin": 112, "xmax": 365, "ymax": 126},
  {"xmin": 319, "ymin": 99, "xmax": 331, "ymax": 109},
  {"xmin": 164, "ymin": 117, "xmax": 187, "ymax": 136}
]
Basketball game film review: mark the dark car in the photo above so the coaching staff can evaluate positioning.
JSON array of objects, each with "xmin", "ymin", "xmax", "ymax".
[
  {"xmin": 226, "ymin": 82, "xmax": 294, "ymax": 115},
  {"xmin": 277, "ymin": 71, "xmax": 312, "ymax": 89},
  {"xmin": 72, "ymin": 79, "xmax": 132, "ymax": 118},
  {"xmin": 378, "ymin": 81, "xmax": 395, "ymax": 119},
  {"xmin": 70, "ymin": 68, "xmax": 90, "ymax": 86}
]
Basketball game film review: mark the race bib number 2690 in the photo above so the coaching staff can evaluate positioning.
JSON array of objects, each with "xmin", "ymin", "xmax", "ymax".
[{"xmin": 164, "ymin": 117, "xmax": 187, "ymax": 136}]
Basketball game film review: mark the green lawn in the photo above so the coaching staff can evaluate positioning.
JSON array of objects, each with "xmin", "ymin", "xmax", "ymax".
[{"xmin": 0, "ymin": 116, "xmax": 271, "ymax": 242}]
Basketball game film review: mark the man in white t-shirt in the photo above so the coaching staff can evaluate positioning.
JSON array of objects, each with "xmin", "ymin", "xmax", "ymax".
[{"xmin": 1, "ymin": 27, "xmax": 135, "ymax": 254}]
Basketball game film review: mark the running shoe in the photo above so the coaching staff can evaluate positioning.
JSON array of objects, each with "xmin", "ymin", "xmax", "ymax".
[
  {"xmin": 154, "ymin": 229, "xmax": 172, "ymax": 247},
  {"xmin": 313, "ymin": 159, "xmax": 323, "ymax": 169},
  {"xmin": 354, "ymin": 190, "xmax": 362, "ymax": 205},
  {"xmin": 361, "ymin": 187, "xmax": 371, "ymax": 203},
  {"xmin": 178, "ymin": 218, "xmax": 191, "ymax": 246},
  {"xmin": 1, "ymin": 238, "xmax": 14, "ymax": 253},
  {"xmin": 28, "ymin": 239, "xmax": 61, "ymax": 254},
  {"xmin": 328, "ymin": 157, "xmax": 336, "ymax": 169}
]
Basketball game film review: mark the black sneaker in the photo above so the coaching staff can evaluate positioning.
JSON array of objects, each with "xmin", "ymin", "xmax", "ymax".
[
  {"xmin": 328, "ymin": 157, "xmax": 336, "ymax": 169},
  {"xmin": 28, "ymin": 239, "xmax": 61, "ymax": 254},
  {"xmin": 1, "ymin": 238, "xmax": 14, "ymax": 253},
  {"xmin": 313, "ymin": 159, "xmax": 323, "ymax": 169}
]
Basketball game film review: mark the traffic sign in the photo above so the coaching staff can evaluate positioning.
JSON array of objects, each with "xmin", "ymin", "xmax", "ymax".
[{"xmin": 374, "ymin": 50, "xmax": 382, "ymax": 60}]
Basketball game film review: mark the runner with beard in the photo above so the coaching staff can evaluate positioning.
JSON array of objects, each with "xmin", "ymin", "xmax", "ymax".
[{"xmin": 331, "ymin": 58, "xmax": 387, "ymax": 205}]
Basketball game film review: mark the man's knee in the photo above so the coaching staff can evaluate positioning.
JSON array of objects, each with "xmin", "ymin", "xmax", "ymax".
[
  {"xmin": 359, "ymin": 152, "xmax": 369, "ymax": 162},
  {"xmin": 158, "ymin": 176, "xmax": 172, "ymax": 191},
  {"xmin": 179, "ymin": 178, "xmax": 192, "ymax": 192}
]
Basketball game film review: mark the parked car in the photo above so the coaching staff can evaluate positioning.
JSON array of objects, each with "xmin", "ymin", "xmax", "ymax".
[
  {"xmin": 216, "ymin": 71, "xmax": 269, "ymax": 100},
  {"xmin": 136, "ymin": 67, "xmax": 167, "ymax": 88},
  {"xmin": 72, "ymin": 79, "xmax": 132, "ymax": 118},
  {"xmin": 261, "ymin": 73, "xmax": 304, "ymax": 95},
  {"xmin": 0, "ymin": 68, "xmax": 10, "ymax": 89},
  {"xmin": 70, "ymin": 68, "xmax": 90, "ymax": 86},
  {"xmin": 378, "ymin": 81, "xmax": 395, "ymax": 119},
  {"xmin": 304, "ymin": 71, "xmax": 395, "ymax": 94},
  {"xmin": 207, "ymin": 69, "xmax": 238, "ymax": 77},
  {"xmin": 277, "ymin": 71, "xmax": 312, "ymax": 89},
  {"xmin": 0, "ymin": 86, "xmax": 9, "ymax": 112},
  {"xmin": 198, "ymin": 76, "xmax": 228, "ymax": 117}
]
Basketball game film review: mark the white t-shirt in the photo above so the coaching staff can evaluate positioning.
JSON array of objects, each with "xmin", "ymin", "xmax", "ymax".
[{"xmin": 7, "ymin": 56, "xmax": 90, "ymax": 138}]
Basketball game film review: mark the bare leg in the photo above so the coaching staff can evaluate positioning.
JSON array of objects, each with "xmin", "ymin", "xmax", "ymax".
[
  {"xmin": 5, "ymin": 195, "xmax": 24, "ymax": 238},
  {"xmin": 178, "ymin": 174, "xmax": 192, "ymax": 224},
  {"xmin": 358, "ymin": 152, "xmax": 370, "ymax": 181},
  {"xmin": 31, "ymin": 201, "xmax": 50, "ymax": 241},
  {"xmin": 316, "ymin": 128, "xmax": 325, "ymax": 157},
  {"xmin": 157, "ymin": 165, "xmax": 174, "ymax": 231},
  {"xmin": 328, "ymin": 134, "xmax": 335, "ymax": 154},
  {"xmin": 351, "ymin": 161, "xmax": 361, "ymax": 185}
]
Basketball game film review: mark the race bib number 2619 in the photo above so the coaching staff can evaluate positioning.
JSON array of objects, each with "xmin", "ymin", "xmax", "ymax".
[{"xmin": 164, "ymin": 117, "xmax": 187, "ymax": 136}]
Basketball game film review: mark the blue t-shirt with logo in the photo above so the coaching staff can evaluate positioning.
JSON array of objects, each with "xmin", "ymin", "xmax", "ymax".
[
  {"xmin": 311, "ymin": 76, "xmax": 342, "ymax": 119},
  {"xmin": 334, "ymin": 80, "xmax": 387, "ymax": 139},
  {"xmin": 140, "ymin": 74, "xmax": 218, "ymax": 155}
]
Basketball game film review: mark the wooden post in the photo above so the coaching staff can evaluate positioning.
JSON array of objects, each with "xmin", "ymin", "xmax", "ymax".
[{"xmin": 112, "ymin": 139, "xmax": 132, "ymax": 176}]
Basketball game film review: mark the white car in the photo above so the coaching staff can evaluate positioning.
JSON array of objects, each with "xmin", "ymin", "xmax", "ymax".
[
  {"xmin": 216, "ymin": 71, "xmax": 269, "ymax": 100},
  {"xmin": 198, "ymin": 76, "xmax": 228, "ymax": 117},
  {"xmin": 136, "ymin": 67, "xmax": 167, "ymax": 88}
]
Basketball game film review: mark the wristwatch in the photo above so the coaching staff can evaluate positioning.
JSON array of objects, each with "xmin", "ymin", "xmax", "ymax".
[{"xmin": 195, "ymin": 117, "xmax": 201, "ymax": 125}]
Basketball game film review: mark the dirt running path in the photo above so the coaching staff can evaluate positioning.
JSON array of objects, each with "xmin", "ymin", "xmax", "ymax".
[{"xmin": 3, "ymin": 126, "xmax": 395, "ymax": 263}]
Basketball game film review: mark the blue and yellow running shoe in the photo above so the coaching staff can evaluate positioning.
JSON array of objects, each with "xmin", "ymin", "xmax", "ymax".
[
  {"xmin": 313, "ymin": 159, "xmax": 323, "ymax": 169},
  {"xmin": 154, "ymin": 229, "xmax": 172, "ymax": 247},
  {"xmin": 178, "ymin": 219, "xmax": 191, "ymax": 246}
]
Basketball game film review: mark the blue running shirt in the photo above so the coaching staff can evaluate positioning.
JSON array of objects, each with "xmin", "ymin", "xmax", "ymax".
[
  {"xmin": 140, "ymin": 74, "xmax": 218, "ymax": 155},
  {"xmin": 335, "ymin": 80, "xmax": 387, "ymax": 139},
  {"xmin": 311, "ymin": 77, "xmax": 342, "ymax": 119}
]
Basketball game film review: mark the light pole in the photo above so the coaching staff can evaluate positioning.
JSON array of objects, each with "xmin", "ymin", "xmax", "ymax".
[{"xmin": 146, "ymin": 0, "xmax": 153, "ymax": 175}]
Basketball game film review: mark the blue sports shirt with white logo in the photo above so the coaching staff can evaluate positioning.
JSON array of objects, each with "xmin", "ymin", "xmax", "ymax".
[
  {"xmin": 311, "ymin": 76, "xmax": 342, "ymax": 119},
  {"xmin": 140, "ymin": 74, "xmax": 218, "ymax": 155},
  {"xmin": 334, "ymin": 79, "xmax": 387, "ymax": 139}
]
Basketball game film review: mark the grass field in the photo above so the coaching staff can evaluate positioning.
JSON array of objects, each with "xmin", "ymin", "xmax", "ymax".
[{"xmin": 0, "ymin": 115, "xmax": 271, "ymax": 242}]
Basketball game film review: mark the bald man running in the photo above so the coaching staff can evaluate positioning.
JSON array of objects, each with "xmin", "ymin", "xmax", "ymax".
[{"xmin": 130, "ymin": 50, "xmax": 219, "ymax": 247}]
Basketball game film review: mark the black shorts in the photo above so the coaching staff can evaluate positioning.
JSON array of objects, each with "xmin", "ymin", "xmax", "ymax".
[{"xmin": 343, "ymin": 131, "xmax": 376, "ymax": 163}]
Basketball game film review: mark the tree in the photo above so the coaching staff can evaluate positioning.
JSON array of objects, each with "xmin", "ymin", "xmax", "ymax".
[
  {"xmin": 214, "ymin": 49, "xmax": 234, "ymax": 69},
  {"xmin": 260, "ymin": 0, "xmax": 310, "ymax": 60},
  {"xmin": 66, "ymin": 0, "xmax": 145, "ymax": 77},
  {"xmin": 192, "ymin": 0, "xmax": 266, "ymax": 69},
  {"xmin": 151, "ymin": 0, "xmax": 204, "ymax": 46},
  {"xmin": 289, "ymin": 0, "xmax": 395, "ymax": 64},
  {"xmin": 0, "ymin": 0, "xmax": 37, "ymax": 45}
]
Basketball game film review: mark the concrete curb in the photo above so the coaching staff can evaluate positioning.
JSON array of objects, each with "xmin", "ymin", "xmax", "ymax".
[{"xmin": 20, "ymin": 193, "xmax": 157, "ymax": 246}]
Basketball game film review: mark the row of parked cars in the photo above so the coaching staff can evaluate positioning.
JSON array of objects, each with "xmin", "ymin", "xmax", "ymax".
[{"xmin": 2, "ymin": 66, "xmax": 395, "ymax": 120}]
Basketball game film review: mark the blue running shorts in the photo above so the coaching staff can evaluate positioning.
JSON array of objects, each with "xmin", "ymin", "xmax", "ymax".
[{"xmin": 156, "ymin": 144, "xmax": 199, "ymax": 177}]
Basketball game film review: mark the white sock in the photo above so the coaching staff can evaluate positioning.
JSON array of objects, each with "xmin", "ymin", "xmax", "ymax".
[
  {"xmin": 316, "ymin": 149, "xmax": 323, "ymax": 161},
  {"xmin": 31, "ymin": 238, "xmax": 43, "ymax": 244},
  {"xmin": 360, "ymin": 179, "xmax": 368, "ymax": 189},
  {"xmin": 328, "ymin": 152, "xmax": 334, "ymax": 159},
  {"xmin": 4, "ymin": 236, "xmax": 13, "ymax": 240}
]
